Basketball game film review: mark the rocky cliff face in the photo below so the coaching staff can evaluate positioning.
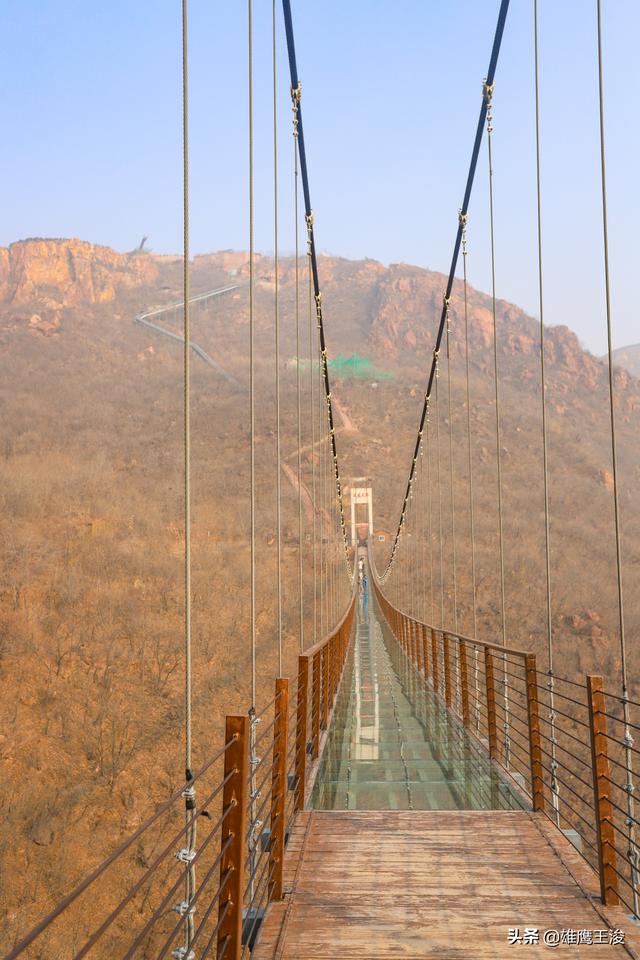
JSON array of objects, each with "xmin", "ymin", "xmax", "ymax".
[{"xmin": 0, "ymin": 238, "xmax": 160, "ymax": 308}]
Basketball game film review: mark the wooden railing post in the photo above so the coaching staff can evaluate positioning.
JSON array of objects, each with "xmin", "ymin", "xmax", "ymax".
[
  {"xmin": 422, "ymin": 624, "xmax": 429, "ymax": 680},
  {"xmin": 269, "ymin": 678, "xmax": 289, "ymax": 900},
  {"xmin": 217, "ymin": 714, "xmax": 248, "ymax": 960},
  {"xmin": 311, "ymin": 651, "xmax": 321, "ymax": 758},
  {"xmin": 525, "ymin": 654, "xmax": 545, "ymax": 813},
  {"xmin": 431, "ymin": 628, "xmax": 439, "ymax": 693},
  {"xmin": 459, "ymin": 639, "xmax": 470, "ymax": 728},
  {"xmin": 443, "ymin": 633, "xmax": 452, "ymax": 708},
  {"xmin": 587, "ymin": 675, "xmax": 619, "ymax": 906},
  {"xmin": 484, "ymin": 648, "xmax": 498, "ymax": 759},
  {"xmin": 321, "ymin": 645, "xmax": 330, "ymax": 729},
  {"xmin": 294, "ymin": 656, "xmax": 309, "ymax": 812}
]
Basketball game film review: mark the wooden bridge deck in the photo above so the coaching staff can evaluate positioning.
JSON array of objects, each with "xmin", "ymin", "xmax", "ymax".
[{"xmin": 253, "ymin": 810, "xmax": 638, "ymax": 959}]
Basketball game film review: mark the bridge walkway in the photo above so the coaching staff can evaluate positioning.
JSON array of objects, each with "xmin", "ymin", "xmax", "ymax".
[
  {"xmin": 253, "ymin": 809, "xmax": 633, "ymax": 959},
  {"xmin": 252, "ymin": 584, "xmax": 637, "ymax": 959}
]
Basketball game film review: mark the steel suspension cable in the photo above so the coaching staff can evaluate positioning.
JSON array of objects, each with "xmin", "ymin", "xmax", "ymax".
[
  {"xmin": 319, "ymin": 328, "xmax": 326, "ymax": 636},
  {"xmin": 180, "ymin": 1, "xmax": 196, "ymax": 950},
  {"xmin": 460, "ymin": 214, "xmax": 481, "ymax": 733},
  {"xmin": 461, "ymin": 214, "xmax": 478, "ymax": 641},
  {"xmin": 293, "ymin": 87, "xmax": 304, "ymax": 652},
  {"xmin": 308, "ymin": 260, "xmax": 318, "ymax": 643},
  {"xmin": 427, "ymin": 409, "xmax": 434, "ymax": 624},
  {"xmin": 485, "ymin": 80, "xmax": 511, "ymax": 768},
  {"xmin": 445, "ymin": 300, "xmax": 458, "ymax": 633},
  {"xmin": 485, "ymin": 84, "xmax": 506, "ymax": 652},
  {"xmin": 273, "ymin": 0, "xmax": 283, "ymax": 676},
  {"xmin": 382, "ymin": 0, "xmax": 511, "ymax": 580},
  {"xmin": 419, "ymin": 436, "xmax": 427, "ymax": 622},
  {"xmin": 435, "ymin": 371, "xmax": 445, "ymax": 629},
  {"xmin": 533, "ymin": 0, "xmax": 560, "ymax": 826},
  {"xmin": 282, "ymin": 0, "xmax": 352, "ymax": 579},
  {"xmin": 596, "ymin": 0, "xmax": 638, "ymax": 913},
  {"xmin": 246, "ymin": 0, "xmax": 259, "ymax": 908},
  {"xmin": 248, "ymin": 0, "xmax": 256, "ymax": 710}
]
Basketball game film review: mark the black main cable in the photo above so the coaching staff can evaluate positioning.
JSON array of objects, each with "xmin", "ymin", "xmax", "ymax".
[
  {"xmin": 281, "ymin": 0, "xmax": 350, "ymax": 572},
  {"xmin": 383, "ymin": 0, "xmax": 511, "ymax": 579}
]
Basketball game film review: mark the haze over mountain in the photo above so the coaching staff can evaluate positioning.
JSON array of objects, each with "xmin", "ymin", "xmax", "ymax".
[
  {"xmin": 608, "ymin": 343, "xmax": 640, "ymax": 379},
  {"xmin": 2, "ymin": 237, "xmax": 640, "ymax": 946}
]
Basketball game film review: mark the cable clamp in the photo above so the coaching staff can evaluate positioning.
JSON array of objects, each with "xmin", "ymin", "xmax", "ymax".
[
  {"xmin": 171, "ymin": 949, "xmax": 195, "ymax": 960},
  {"xmin": 291, "ymin": 83, "xmax": 302, "ymax": 106},
  {"xmin": 175, "ymin": 847, "xmax": 197, "ymax": 864},
  {"xmin": 624, "ymin": 782, "xmax": 636, "ymax": 795},
  {"xmin": 305, "ymin": 211, "xmax": 314, "ymax": 229},
  {"xmin": 172, "ymin": 900, "xmax": 196, "ymax": 918},
  {"xmin": 624, "ymin": 731, "xmax": 634, "ymax": 748},
  {"xmin": 458, "ymin": 210, "xmax": 468, "ymax": 228},
  {"xmin": 482, "ymin": 79, "xmax": 494, "ymax": 102},
  {"xmin": 182, "ymin": 783, "xmax": 196, "ymax": 812}
]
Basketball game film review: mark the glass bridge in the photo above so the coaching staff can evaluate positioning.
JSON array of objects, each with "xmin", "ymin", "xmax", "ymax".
[{"xmin": 311, "ymin": 580, "xmax": 525, "ymax": 812}]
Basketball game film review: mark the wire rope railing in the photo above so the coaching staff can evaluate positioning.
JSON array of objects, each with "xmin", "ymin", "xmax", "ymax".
[{"xmin": 371, "ymin": 558, "xmax": 640, "ymax": 920}]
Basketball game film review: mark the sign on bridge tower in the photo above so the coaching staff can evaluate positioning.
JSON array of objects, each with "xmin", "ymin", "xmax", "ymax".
[{"xmin": 349, "ymin": 479, "xmax": 373, "ymax": 546}]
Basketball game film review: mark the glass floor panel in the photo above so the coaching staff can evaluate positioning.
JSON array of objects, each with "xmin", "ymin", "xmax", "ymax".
[{"xmin": 310, "ymin": 584, "xmax": 526, "ymax": 812}]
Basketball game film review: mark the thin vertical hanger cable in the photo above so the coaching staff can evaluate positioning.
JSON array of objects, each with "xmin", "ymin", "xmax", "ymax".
[
  {"xmin": 272, "ymin": 0, "xmax": 282, "ymax": 676},
  {"xmin": 445, "ymin": 299, "xmax": 458, "ymax": 634},
  {"xmin": 308, "ymin": 260, "xmax": 318, "ymax": 643},
  {"xmin": 485, "ymin": 82, "xmax": 506, "ymax": 650},
  {"xmin": 318, "ymin": 334, "xmax": 324, "ymax": 639},
  {"xmin": 461, "ymin": 213, "xmax": 478, "ymax": 641},
  {"xmin": 461, "ymin": 213, "xmax": 480, "ymax": 733},
  {"xmin": 419, "ymin": 435, "xmax": 426, "ymax": 622},
  {"xmin": 427, "ymin": 409, "xmax": 434, "ymax": 625},
  {"xmin": 293, "ymin": 92, "xmax": 304, "ymax": 653},
  {"xmin": 533, "ymin": 0, "xmax": 559, "ymax": 825},
  {"xmin": 180, "ymin": 0, "xmax": 196, "ymax": 950},
  {"xmin": 596, "ymin": 0, "xmax": 638, "ymax": 912},
  {"xmin": 248, "ymin": 0, "xmax": 256, "ymax": 710},
  {"xmin": 435, "ymin": 369, "xmax": 445, "ymax": 629},
  {"xmin": 486, "ymin": 80, "xmax": 511, "ymax": 767},
  {"xmin": 247, "ymin": 0, "xmax": 259, "ymax": 905}
]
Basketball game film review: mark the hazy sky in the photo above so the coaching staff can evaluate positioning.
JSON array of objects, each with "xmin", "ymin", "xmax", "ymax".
[{"xmin": 2, "ymin": 1, "xmax": 638, "ymax": 354}]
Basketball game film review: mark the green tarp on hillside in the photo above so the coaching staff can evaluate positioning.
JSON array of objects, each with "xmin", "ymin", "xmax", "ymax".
[{"xmin": 327, "ymin": 353, "xmax": 392, "ymax": 380}]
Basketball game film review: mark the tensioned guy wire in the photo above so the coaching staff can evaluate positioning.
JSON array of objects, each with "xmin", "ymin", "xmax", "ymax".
[
  {"xmin": 180, "ymin": 0, "xmax": 196, "ymax": 952},
  {"xmin": 435, "ymin": 372, "xmax": 445, "ymax": 629},
  {"xmin": 460, "ymin": 213, "xmax": 477, "ymax": 641},
  {"xmin": 292, "ymin": 86, "xmax": 304, "ymax": 653},
  {"xmin": 596, "ymin": 0, "xmax": 638, "ymax": 914},
  {"xmin": 273, "ymin": 0, "xmax": 282, "ymax": 677},
  {"xmin": 427, "ymin": 408, "xmax": 434, "ymax": 625},
  {"xmin": 485, "ymin": 80, "xmax": 511, "ymax": 767},
  {"xmin": 247, "ymin": 0, "xmax": 259, "ymax": 909},
  {"xmin": 445, "ymin": 300, "xmax": 458, "ymax": 633},
  {"xmin": 248, "ymin": 0, "xmax": 256, "ymax": 710},
  {"xmin": 308, "ymin": 259, "xmax": 318, "ymax": 644},
  {"xmin": 461, "ymin": 214, "xmax": 481, "ymax": 734},
  {"xmin": 533, "ymin": 0, "xmax": 560, "ymax": 826}
]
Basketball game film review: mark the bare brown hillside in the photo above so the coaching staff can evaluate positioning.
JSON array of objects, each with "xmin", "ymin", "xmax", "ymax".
[{"xmin": 1, "ymin": 238, "xmax": 639, "ymax": 950}]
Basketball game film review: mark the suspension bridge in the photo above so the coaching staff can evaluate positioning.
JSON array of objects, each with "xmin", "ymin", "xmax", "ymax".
[{"xmin": 5, "ymin": 0, "xmax": 640, "ymax": 958}]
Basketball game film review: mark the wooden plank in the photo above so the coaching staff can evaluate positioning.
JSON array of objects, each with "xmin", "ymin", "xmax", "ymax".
[{"xmin": 253, "ymin": 810, "xmax": 635, "ymax": 959}]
